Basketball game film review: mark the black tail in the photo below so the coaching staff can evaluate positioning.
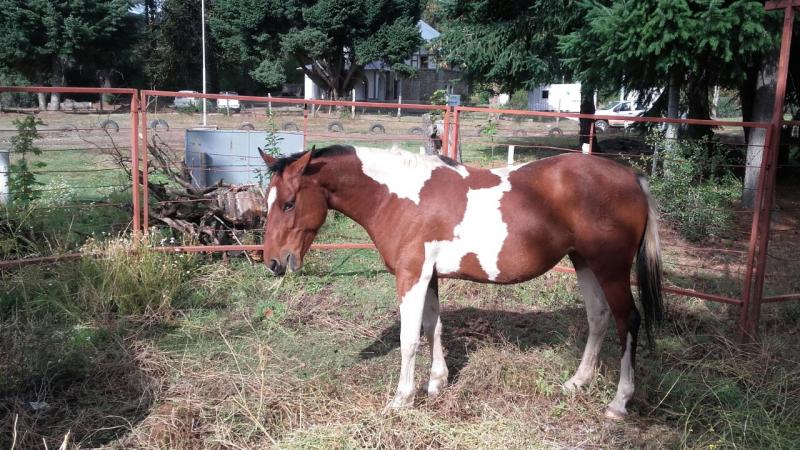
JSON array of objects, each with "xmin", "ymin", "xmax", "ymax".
[{"xmin": 636, "ymin": 175, "xmax": 664, "ymax": 348}]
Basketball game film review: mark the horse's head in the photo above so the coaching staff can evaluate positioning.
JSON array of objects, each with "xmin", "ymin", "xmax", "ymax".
[{"xmin": 259, "ymin": 149, "xmax": 328, "ymax": 276}]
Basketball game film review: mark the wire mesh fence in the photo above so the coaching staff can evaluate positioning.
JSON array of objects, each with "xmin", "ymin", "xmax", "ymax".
[
  {"xmin": 450, "ymin": 107, "xmax": 776, "ymax": 310},
  {"xmin": 1, "ymin": 86, "xmax": 797, "ymax": 336},
  {"xmin": 0, "ymin": 88, "xmax": 138, "ymax": 264}
]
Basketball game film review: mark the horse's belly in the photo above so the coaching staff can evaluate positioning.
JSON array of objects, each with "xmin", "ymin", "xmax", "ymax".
[
  {"xmin": 428, "ymin": 239, "xmax": 547, "ymax": 283},
  {"xmin": 428, "ymin": 231, "xmax": 566, "ymax": 284}
]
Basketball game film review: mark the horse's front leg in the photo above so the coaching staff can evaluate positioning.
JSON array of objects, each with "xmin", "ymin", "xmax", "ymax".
[{"xmin": 384, "ymin": 263, "xmax": 434, "ymax": 412}]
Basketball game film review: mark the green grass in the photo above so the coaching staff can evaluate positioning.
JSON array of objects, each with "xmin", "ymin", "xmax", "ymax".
[
  {"xmin": 2, "ymin": 115, "xmax": 799, "ymax": 448},
  {"xmin": 2, "ymin": 229, "xmax": 799, "ymax": 448},
  {"xmin": 2, "ymin": 147, "xmax": 133, "ymax": 258}
]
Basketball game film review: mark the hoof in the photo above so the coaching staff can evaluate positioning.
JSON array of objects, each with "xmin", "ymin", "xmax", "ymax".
[
  {"xmin": 562, "ymin": 377, "xmax": 586, "ymax": 392},
  {"xmin": 604, "ymin": 406, "xmax": 627, "ymax": 420},
  {"xmin": 382, "ymin": 395, "xmax": 414, "ymax": 414},
  {"xmin": 426, "ymin": 378, "xmax": 448, "ymax": 399}
]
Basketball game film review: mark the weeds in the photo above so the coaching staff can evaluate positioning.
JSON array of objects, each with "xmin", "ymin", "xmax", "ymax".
[
  {"xmin": 641, "ymin": 134, "xmax": 741, "ymax": 242},
  {"xmin": 1, "ymin": 216, "xmax": 799, "ymax": 448},
  {"xmin": 8, "ymin": 115, "xmax": 46, "ymax": 205}
]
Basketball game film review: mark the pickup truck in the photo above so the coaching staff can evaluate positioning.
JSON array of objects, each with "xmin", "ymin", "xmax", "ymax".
[
  {"xmin": 593, "ymin": 101, "xmax": 645, "ymax": 132},
  {"xmin": 173, "ymin": 90, "xmax": 200, "ymax": 108},
  {"xmin": 217, "ymin": 91, "xmax": 240, "ymax": 113}
]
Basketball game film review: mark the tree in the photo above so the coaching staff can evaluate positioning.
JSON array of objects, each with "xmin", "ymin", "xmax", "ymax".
[
  {"xmin": 0, "ymin": 0, "xmax": 132, "ymax": 109},
  {"xmin": 434, "ymin": 1, "xmax": 596, "ymax": 146},
  {"xmin": 435, "ymin": 1, "xmax": 578, "ymax": 92},
  {"xmin": 560, "ymin": 1, "xmax": 774, "ymax": 140},
  {"xmin": 144, "ymin": 0, "xmax": 220, "ymax": 92},
  {"xmin": 210, "ymin": 0, "xmax": 424, "ymax": 96}
]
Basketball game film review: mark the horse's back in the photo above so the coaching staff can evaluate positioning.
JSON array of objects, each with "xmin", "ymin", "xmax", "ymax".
[{"xmin": 472, "ymin": 154, "xmax": 646, "ymax": 282}]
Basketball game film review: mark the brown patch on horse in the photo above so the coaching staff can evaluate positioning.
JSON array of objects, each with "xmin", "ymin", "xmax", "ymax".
[
  {"xmin": 457, "ymin": 252, "xmax": 489, "ymax": 281},
  {"xmin": 464, "ymin": 168, "xmax": 502, "ymax": 189}
]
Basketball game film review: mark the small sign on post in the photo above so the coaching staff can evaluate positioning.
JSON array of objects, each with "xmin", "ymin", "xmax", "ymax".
[{"xmin": 447, "ymin": 94, "xmax": 461, "ymax": 107}]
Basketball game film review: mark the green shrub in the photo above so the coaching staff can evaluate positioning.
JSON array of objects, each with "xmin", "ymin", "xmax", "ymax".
[
  {"xmin": 645, "ymin": 135, "xmax": 740, "ymax": 242},
  {"xmin": 508, "ymin": 89, "xmax": 529, "ymax": 110},
  {"xmin": 75, "ymin": 237, "xmax": 202, "ymax": 317},
  {"xmin": 9, "ymin": 115, "xmax": 46, "ymax": 205}
]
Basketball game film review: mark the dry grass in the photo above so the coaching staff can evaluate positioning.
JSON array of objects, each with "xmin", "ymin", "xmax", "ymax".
[{"xmin": 2, "ymin": 229, "xmax": 799, "ymax": 449}]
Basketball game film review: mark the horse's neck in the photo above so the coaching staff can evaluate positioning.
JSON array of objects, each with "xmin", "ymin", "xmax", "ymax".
[{"xmin": 314, "ymin": 154, "xmax": 389, "ymax": 234}]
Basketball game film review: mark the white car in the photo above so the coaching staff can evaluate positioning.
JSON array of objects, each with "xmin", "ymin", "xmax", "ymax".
[
  {"xmin": 217, "ymin": 91, "xmax": 240, "ymax": 113},
  {"xmin": 173, "ymin": 90, "xmax": 200, "ymax": 108},
  {"xmin": 594, "ymin": 101, "xmax": 645, "ymax": 132}
]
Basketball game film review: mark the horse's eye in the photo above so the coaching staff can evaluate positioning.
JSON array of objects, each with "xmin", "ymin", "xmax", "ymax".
[{"xmin": 283, "ymin": 201, "xmax": 295, "ymax": 212}]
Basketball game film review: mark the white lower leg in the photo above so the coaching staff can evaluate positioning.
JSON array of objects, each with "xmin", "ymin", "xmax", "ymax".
[
  {"xmin": 606, "ymin": 333, "xmax": 635, "ymax": 418},
  {"xmin": 423, "ymin": 285, "xmax": 448, "ymax": 397},
  {"xmin": 385, "ymin": 271, "xmax": 431, "ymax": 412},
  {"xmin": 564, "ymin": 268, "xmax": 610, "ymax": 390}
]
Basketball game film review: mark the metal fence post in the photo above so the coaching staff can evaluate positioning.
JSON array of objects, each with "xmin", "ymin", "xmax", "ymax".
[
  {"xmin": 303, "ymin": 101, "xmax": 309, "ymax": 150},
  {"xmin": 131, "ymin": 93, "xmax": 141, "ymax": 237},
  {"xmin": 738, "ymin": 1, "xmax": 797, "ymax": 341},
  {"xmin": 452, "ymin": 107, "xmax": 461, "ymax": 161},
  {"xmin": 140, "ymin": 91, "xmax": 150, "ymax": 234},
  {"xmin": 442, "ymin": 106, "xmax": 450, "ymax": 157},
  {"xmin": 0, "ymin": 148, "xmax": 10, "ymax": 205}
]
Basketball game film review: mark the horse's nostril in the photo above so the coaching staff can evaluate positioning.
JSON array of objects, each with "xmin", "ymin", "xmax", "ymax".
[{"xmin": 269, "ymin": 259, "xmax": 279, "ymax": 272}]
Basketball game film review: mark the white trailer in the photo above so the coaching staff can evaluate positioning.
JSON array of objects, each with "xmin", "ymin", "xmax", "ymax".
[{"xmin": 527, "ymin": 83, "xmax": 582, "ymax": 112}]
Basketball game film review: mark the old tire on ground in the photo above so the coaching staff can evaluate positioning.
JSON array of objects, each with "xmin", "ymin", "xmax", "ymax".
[
  {"xmin": 512, "ymin": 129, "xmax": 527, "ymax": 137},
  {"xmin": 100, "ymin": 119, "xmax": 119, "ymax": 132},
  {"xmin": 369, "ymin": 123, "xmax": 386, "ymax": 134},
  {"xmin": 409, "ymin": 127, "xmax": 425, "ymax": 135},
  {"xmin": 594, "ymin": 120, "xmax": 608, "ymax": 133},
  {"xmin": 328, "ymin": 121, "xmax": 344, "ymax": 132},
  {"xmin": 149, "ymin": 119, "xmax": 169, "ymax": 131},
  {"xmin": 283, "ymin": 122, "xmax": 299, "ymax": 131},
  {"xmin": 548, "ymin": 127, "xmax": 563, "ymax": 137},
  {"xmin": 239, "ymin": 122, "xmax": 255, "ymax": 130}
]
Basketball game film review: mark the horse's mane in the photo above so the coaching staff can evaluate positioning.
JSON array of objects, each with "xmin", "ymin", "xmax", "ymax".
[
  {"xmin": 265, "ymin": 145, "xmax": 355, "ymax": 173},
  {"xmin": 266, "ymin": 144, "xmax": 461, "ymax": 174}
]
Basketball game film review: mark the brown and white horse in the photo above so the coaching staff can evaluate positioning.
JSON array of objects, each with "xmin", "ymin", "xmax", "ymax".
[{"xmin": 259, "ymin": 145, "xmax": 663, "ymax": 419}]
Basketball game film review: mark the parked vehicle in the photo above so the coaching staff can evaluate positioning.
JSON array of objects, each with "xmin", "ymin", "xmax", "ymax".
[
  {"xmin": 174, "ymin": 90, "xmax": 200, "ymax": 108},
  {"xmin": 217, "ymin": 91, "xmax": 240, "ymax": 113},
  {"xmin": 594, "ymin": 101, "xmax": 645, "ymax": 132}
]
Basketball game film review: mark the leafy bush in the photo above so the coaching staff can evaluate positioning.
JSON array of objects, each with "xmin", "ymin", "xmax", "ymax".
[
  {"xmin": 9, "ymin": 115, "xmax": 46, "ymax": 205},
  {"xmin": 645, "ymin": 134, "xmax": 740, "ymax": 242},
  {"xmin": 508, "ymin": 89, "xmax": 529, "ymax": 110}
]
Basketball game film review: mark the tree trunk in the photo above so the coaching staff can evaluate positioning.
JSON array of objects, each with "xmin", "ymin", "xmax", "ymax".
[
  {"xmin": 99, "ymin": 69, "xmax": 113, "ymax": 108},
  {"xmin": 37, "ymin": 93, "xmax": 47, "ymax": 110},
  {"xmin": 579, "ymin": 83, "xmax": 598, "ymax": 151},
  {"xmin": 742, "ymin": 50, "xmax": 778, "ymax": 209},
  {"xmin": 685, "ymin": 69, "xmax": 712, "ymax": 141},
  {"xmin": 48, "ymin": 57, "xmax": 65, "ymax": 111},
  {"xmin": 665, "ymin": 71, "xmax": 680, "ymax": 145}
]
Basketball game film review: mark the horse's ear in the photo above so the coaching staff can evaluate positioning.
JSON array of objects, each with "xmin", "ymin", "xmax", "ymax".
[
  {"xmin": 259, "ymin": 147, "xmax": 277, "ymax": 168},
  {"xmin": 286, "ymin": 150, "xmax": 313, "ymax": 178}
]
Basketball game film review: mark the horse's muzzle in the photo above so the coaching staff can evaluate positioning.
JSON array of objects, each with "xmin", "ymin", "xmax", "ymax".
[
  {"xmin": 268, "ymin": 258, "xmax": 286, "ymax": 276},
  {"xmin": 268, "ymin": 253, "xmax": 299, "ymax": 276}
]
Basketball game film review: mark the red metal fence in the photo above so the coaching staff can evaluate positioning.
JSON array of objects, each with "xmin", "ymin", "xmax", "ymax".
[{"xmin": 1, "ymin": 86, "xmax": 797, "ymax": 339}]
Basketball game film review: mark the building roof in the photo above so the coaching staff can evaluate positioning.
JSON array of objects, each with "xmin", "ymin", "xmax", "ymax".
[{"xmin": 418, "ymin": 20, "xmax": 440, "ymax": 41}]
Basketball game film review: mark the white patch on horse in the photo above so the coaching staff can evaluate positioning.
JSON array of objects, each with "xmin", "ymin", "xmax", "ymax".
[
  {"xmin": 354, "ymin": 146, "xmax": 468, "ymax": 205},
  {"xmin": 430, "ymin": 165, "xmax": 523, "ymax": 281},
  {"xmin": 266, "ymin": 187, "xmax": 277, "ymax": 213},
  {"xmin": 386, "ymin": 243, "xmax": 438, "ymax": 410}
]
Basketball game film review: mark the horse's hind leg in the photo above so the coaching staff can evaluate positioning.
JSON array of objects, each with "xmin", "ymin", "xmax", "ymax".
[
  {"xmin": 563, "ymin": 259, "xmax": 610, "ymax": 391},
  {"xmin": 598, "ymin": 277, "xmax": 641, "ymax": 419},
  {"xmin": 422, "ymin": 273, "xmax": 448, "ymax": 398}
]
